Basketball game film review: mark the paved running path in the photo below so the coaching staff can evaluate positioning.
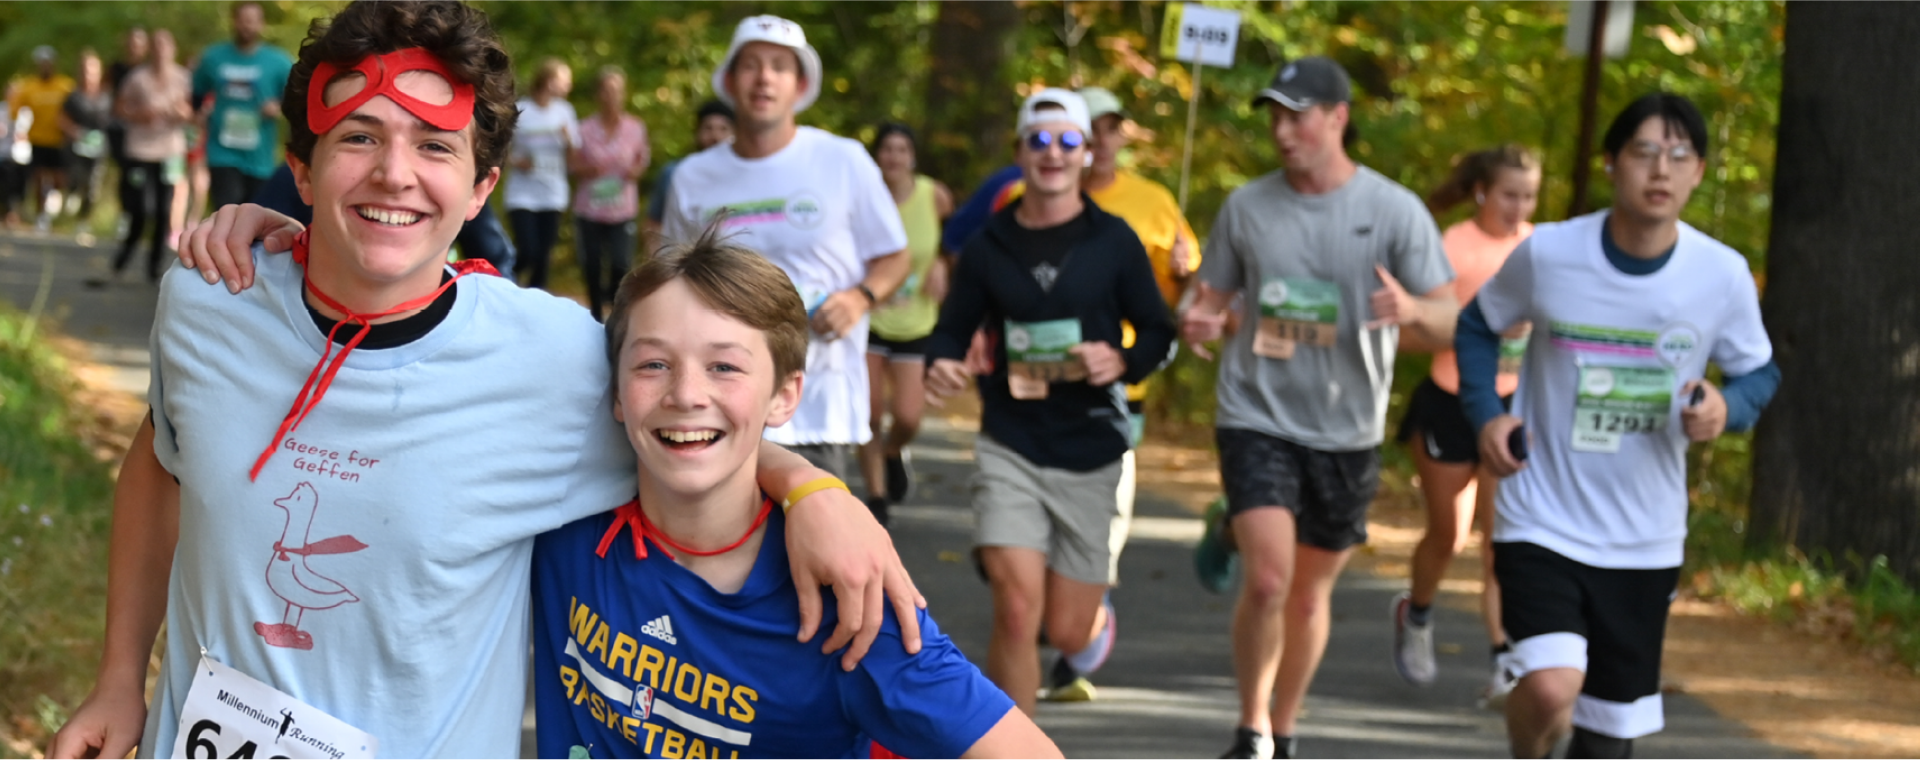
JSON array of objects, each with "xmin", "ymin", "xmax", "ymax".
[{"xmin": 0, "ymin": 231, "xmax": 1795, "ymax": 758}]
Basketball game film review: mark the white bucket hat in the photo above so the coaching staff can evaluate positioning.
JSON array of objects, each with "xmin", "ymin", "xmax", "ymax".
[{"xmin": 711, "ymin": 16, "xmax": 824, "ymax": 114}]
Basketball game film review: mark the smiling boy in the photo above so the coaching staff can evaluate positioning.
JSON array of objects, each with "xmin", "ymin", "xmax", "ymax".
[
  {"xmin": 532, "ymin": 225, "xmax": 1058, "ymax": 758},
  {"xmin": 52, "ymin": 4, "xmax": 917, "ymax": 758}
]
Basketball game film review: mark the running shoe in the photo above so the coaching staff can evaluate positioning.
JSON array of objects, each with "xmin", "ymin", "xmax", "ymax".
[
  {"xmin": 1481, "ymin": 647, "xmax": 1519, "ymax": 709},
  {"xmin": 1194, "ymin": 496, "xmax": 1239, "ymax": 594},
  {"xmin": 885, "ymin": 451, "xmax": 914, "ymax": 503},
  {"xmin": 1217, "ymin": 727, "xmax": 1276, "ymax": 759},
  {"xmin": 1041, "ymin": 657, "xmax": 1096, "ymax": 702},
  {"xmin": 1390, "ymin": 591, "xmax": 1438, "ymax": 686},
  {"xmin": 1045, "ymin": 595, "xmax": 1116, "ymax": 702}
]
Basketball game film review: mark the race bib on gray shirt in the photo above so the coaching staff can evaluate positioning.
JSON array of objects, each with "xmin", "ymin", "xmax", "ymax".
[{"xmin": 1198, "ymin": 166, "xmax": 1452, "ymax": 451}]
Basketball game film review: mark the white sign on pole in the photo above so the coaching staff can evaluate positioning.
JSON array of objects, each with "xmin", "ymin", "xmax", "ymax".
[
  {"xmin": 1565, "ymin": 0, "xmax": 1636, "ymax": 59},
  {"xmin": 1174, "ymin": 5, "xmax": 1243, "ymax": 69},
  {"xmin": 1166, "ymin": 4, "xmax": 1243, "ymax": 211}
]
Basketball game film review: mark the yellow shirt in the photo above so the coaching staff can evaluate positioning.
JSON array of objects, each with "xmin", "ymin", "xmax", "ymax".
[
  {"xmin": 1088, "ymin": 171, "xmax": 1200, "ymax": 307},
  {"xmin": 996, "ymin": 170, "xmax": 1198, "ymax": 402},
  {"xmin": 8, "ymin": 74, "xmax": 76, "ymax": 148}
]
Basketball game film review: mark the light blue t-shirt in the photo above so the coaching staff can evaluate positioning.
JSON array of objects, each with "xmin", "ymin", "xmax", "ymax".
[
  {"xmin": 193, "ymin": 41, "xmax": 294, "ymax": 178},
  {"xmin": 140, "ymin": 247, "xmax": 635, "ymax": 757}
]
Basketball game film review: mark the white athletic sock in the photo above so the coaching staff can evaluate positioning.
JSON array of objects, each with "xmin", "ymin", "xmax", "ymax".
[{"xmin": 1064, "ymin": 603, "xmax": 1115, "ymax": 674}]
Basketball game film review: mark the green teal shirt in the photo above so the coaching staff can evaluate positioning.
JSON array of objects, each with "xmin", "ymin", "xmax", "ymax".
[{"xmin": 193, "ymin": 41, "xmax": 294, "ymax": 178}]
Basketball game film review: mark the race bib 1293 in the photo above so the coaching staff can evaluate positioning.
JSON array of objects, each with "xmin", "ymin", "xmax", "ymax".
[{"xmin": 1570, "ymin": 364, "xmax": 1674, "ymax": 453}]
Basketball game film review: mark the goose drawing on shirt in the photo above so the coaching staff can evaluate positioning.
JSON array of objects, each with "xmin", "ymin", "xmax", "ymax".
[{"xmin": 254, "ymin": 482, "xmax": 368, "ymax": 651}]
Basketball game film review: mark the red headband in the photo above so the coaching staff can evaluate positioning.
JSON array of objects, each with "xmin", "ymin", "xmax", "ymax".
[{"xmin": 307, "ymin": 48, "xmax": 475, "ymax": 135}]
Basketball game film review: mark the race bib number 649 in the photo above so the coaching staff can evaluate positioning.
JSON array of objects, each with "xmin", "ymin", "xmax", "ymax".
[{"xmin": 172, "ymin": 655, "xmax": 378, "ymax": 759}]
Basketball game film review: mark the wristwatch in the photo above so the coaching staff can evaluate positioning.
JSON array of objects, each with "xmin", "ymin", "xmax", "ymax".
[{"xmin": 857, "ymin": 284, "xmax": 877, "ymax": 305}]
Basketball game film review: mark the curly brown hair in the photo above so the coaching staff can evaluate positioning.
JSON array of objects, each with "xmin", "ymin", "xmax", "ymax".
[{"xmin": 282, "ymin": 0, "xmax": 516, "ymax": 184}]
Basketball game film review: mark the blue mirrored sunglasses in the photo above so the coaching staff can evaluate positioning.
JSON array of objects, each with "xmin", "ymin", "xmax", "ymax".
[{"xmin": 1025, "ymin": 130, "xmax": 1086, "ymax": 152}]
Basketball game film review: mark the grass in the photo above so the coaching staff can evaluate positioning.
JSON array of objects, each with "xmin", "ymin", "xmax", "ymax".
[{"xmin": 0, "ymin": 305, "xmax": 116, "ymax": 747}]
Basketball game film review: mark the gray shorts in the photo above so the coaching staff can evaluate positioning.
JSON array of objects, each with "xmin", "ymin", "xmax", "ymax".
[
  {"xmin": 789, "ymin": 443, "xmax": 854, "ymax": 480},
  {"xmin": 972, "ymin": 434, "xmax": 1135, "ymax": 586}
]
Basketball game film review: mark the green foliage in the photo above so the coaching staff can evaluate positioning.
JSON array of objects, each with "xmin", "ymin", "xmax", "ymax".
[
  {"xmin": 1686, "ymin": 429, "xmax": 1920, "ymax": 673},
  {"xmin": 1013, "ymin": 1, "xmax": 1785, "ymax": 267},
  {"xmin": 0, "ymin": 308, "xmax": 116, "ymax": 737},
  {"xmin": 3, "ymin": 1, "xmax": 1784, "ymax": 264}
]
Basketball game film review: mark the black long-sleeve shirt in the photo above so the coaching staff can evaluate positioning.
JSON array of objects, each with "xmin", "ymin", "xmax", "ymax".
[{"xmin": 926, "ymin": 195, "xmax": 1176, "ymax": 471}]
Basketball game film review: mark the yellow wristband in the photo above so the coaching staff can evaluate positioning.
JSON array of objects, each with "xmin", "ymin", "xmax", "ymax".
[{"xmin": 781, "ymin": 476, "xmax": 849, "ymax": 513}]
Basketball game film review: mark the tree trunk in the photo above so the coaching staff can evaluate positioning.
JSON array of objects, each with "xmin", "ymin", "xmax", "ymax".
[
  {"xmin": 922, "ymin": 0, "xmax": 1021, "ymax": 194},
  {"xmin": 1749, "ymin": 1, "xmax": 1920, "ymax": 583}
]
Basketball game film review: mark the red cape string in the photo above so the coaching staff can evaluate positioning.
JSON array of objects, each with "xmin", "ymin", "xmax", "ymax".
[
  {"xmin": 248, "ymin": 230, "xmax": 491, "ymax": 480},
  {"xmin": 595, "ymin": 497, "xmax": 775, "ymax": 562}
]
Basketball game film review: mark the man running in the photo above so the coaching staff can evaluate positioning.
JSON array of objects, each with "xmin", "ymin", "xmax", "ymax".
[
  {"xmin": 985, "ymin": 86, "xmax": 1198, "ymax": 446},
  {"xmin": 660, "ymin": 15, "xmax": 912, "ymax": 479},
  {"xmin": 7, "ymin": 45, "xmax": 75, "ymax": 231},
  {"xmin": 193, "ymin": 0, "xmax": 293, "ymax": 211},
  {"xmin": 1461, "ymin": 93, "xmax": 1779, "ymax": 759},
  {"xmin": 1182, "ymin": 57, "xmax": 1457, "ymax": 759},
  {"xmin": 926, "ymin": 88, "xmax": 1174, "ymax": 715},
  {"xmin": 50, "ymin": 4, "xmax": 921, "ymax": 757},
  {"xmin": 985, "ymin": 85, "xmax": 1199, "ymax": 702}
]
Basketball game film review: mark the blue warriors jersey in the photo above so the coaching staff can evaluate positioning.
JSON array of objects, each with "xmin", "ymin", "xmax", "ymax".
[{"xmin": 532, "ymin": 504, "xmax": 1014, "ymax": 758}]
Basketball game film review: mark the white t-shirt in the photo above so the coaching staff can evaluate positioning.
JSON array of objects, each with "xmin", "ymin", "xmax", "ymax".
[
  {"xmin": 503, "ymin": 98, "xmax": 581, "ymax": 211},
  {"xmin": 140, "ymin": 249, "xmax": 634, "ymax": 757},
  {"xmin": 1475, "ymin": 211, "xmax": 1772, "ymax": 569},
  {"xmin": 662, "ymin": 126, "xmax": 909, "ymax": 445}
]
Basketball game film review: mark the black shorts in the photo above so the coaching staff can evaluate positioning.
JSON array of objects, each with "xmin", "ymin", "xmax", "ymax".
[
  {"xmin": 29, "ymin": 145, "xmax": 65, "ymax": 170},
  {"xmin": 867, "ymin": 333, "xmax": 930, "ymax": 363},
  {"xmin": 1494, "ymin": 542, "xmax": 1680, "ymax": 739},
  {"xmin": 1215, "ymin": 427, "xmax": 1378, "ymax": 551},
  {"xmin": 208, "ymin": 166, "xmax": 266, "ymax": 211},
  {"xmin": 1396, "ymin": 378, "xmax": 1511, "ymax": 464}
]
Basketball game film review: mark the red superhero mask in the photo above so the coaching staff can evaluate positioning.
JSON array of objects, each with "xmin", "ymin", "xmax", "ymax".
[{"xmin": 306, "ymin": 47, "xmax": 475, "ymax": 135}]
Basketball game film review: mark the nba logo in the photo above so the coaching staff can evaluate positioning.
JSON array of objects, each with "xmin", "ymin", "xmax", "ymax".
[{"xmin": 631, "ymin": 684, "xmax": 654, "ymax": 720}]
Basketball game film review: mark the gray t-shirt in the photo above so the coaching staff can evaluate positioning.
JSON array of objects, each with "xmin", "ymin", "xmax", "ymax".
[{"xmin": 1199, "ymin": 165, "xmax": 1452, "ymax": 451}]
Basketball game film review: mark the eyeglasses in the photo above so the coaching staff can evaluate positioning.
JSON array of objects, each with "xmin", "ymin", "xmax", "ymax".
[
  {"xmin": 1621, "ymin": 140, "xmax": 1699, "ymax": 166},
  {"xmin": 1024, "ymin": 129, "xmax": 1086, "ymax": 153}
]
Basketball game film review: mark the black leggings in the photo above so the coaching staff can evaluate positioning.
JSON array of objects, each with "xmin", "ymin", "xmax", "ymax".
[
  {"xmin": 508, "ymin": 208, "xmax": 562, "ymax": 289},
  {"xmin": 116, "ymin": 161, "xmax": 175, "ymax": 280},
  {"xmin": 575, "ymin": 218, "xmax": 634, "ymax": 319}
]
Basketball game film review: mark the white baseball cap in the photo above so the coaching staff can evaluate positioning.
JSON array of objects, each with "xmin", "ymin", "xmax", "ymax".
[
  {"xmin": 1016, "ymin": 88, "xmax": 1092, "ymax": 135},
  {"xmin": 1077, "ymin": 86, "xmax": 1126, "ymax": 121},
  {"xmin": 711, "ymin": 16, "xmax": 824, "ymax": 114}
]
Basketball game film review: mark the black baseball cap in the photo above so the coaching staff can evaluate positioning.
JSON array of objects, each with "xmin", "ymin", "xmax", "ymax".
[{"xmin": 1253, "ymin": 57, "xmax": 1352, "ymax": 111}]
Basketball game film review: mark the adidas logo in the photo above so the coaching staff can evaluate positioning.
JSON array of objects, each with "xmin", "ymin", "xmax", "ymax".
[{"xmin": 641, "ymin": 615, "xmax": 678, "ymax": 645}]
